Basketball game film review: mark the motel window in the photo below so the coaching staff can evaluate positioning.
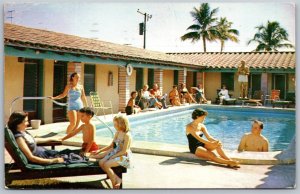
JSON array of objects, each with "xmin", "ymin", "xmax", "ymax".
[
  {"xmin": 84, "ymin": 64, "xmax": 96, "ymax": 96},
  {"xmin": 221, "ymin": 72, "xmax": 234, "ymax": 91}
]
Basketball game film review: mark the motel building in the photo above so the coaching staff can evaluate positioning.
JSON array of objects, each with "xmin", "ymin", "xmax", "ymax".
[{"xmin": 4, "ymin": 23, "xmax": 295, "ymax": 124}]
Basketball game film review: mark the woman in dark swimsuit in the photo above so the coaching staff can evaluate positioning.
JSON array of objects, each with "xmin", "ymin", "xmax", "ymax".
[{"xmin": 186, "ymin": 108, "xmax": 240, "ymax": 168}]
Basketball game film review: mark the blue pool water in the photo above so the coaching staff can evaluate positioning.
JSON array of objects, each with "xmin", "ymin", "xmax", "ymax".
[{"xmin": 96, "ymin": 107, "xmax": 295, "ymax": 151}]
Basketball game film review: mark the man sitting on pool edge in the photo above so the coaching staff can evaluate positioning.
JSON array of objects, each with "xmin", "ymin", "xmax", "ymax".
[{"xmin": 238, "ymin": 120, "xmax": 269, "ymax": 152}]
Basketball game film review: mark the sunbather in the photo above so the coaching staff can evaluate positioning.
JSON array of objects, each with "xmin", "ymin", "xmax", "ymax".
[
  {"xmin": 191, "ymin": 84, "xmax": 207, "ymax": 103},
  {"xmin": 152, "ymin": 83, "xmax": 168, "ymax": 109},
  {"xmin": 186, "ymin": 108, "xmax": 240, "ymax": 168},
  {"xmin": 179, "ymin": 83, "xmax": 197, "ymax": 104},
  {"xmin": 218, "ymin": 84, "xmax": 230, "ymax": 105},
  {"xmin": 61, "ymin": 107, "xmax": 99, "ymax": 155},
  {"xmin": 140, "ymin": 84, "xmax": 162, "ymax": 109},
  {"xmin": 169, "ymin": 85, "xmax": 181, "ymax": 106},
  {"xmin": 125, "ymin": 91, "xmax": 141, "ymax": 115},
  {"xmin": 90, "ymin": 114, "xmax": 132, "ymax": 189},
  {"xmin": 7, "ymin": 112, "xmax": 87, "ymax": 165}
]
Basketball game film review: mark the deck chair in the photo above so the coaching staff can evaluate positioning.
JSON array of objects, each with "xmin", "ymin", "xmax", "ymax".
[
  {"xmin": 244, "ymin": 90, "xmax": 263, "ymax": 106},
  {"xmin": 90, "ymin": 91, "xmax": 113, "ymax": 117},
  {"xmin": 265, "ymin": 90, "xmax": 291, "ymax": 108},
  {"xmin": 4, "ymin": 127, "xmax": 126, "ymax": 188}
]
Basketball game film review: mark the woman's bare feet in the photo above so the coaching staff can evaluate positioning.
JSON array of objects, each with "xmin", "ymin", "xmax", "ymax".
[
  {"xmin": 228, "ymin": 160, "xmax": 240, "ymax": 168},
  {"xmin": 113, "ymin": 176, "xmax": 122, "ymax": 189}
]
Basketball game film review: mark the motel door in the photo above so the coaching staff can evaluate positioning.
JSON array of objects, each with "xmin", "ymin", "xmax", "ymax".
[
  {"xmin": 23, "ymin": 59, "xmax": 43, "ymax": 122},
  {"xmin": 135, "ymin": 68, "xmax": 144, "ymax": 91},
  {"xmin": 250, "ymin": 74, "xmax": 261, "ymax": 97},
  {"xmin": 148, "ymin": 69, "xmax": 154, "ymax": 89},
  {"xmin": 273, "ymin": 74, "xmax": 286, "ymax": 99},
  {"xmin": 53, "ymin": 61, "xmax": 67, "ymax": 122}
]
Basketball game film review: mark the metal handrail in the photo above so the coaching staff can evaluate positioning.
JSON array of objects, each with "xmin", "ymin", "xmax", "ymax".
[
  {"xmin": 9, "ymin": 96, "xmax": 67, "ymax": 115},
  {"xmin": 9, "ymin": 96, "xmax": 114, "ymax": 137}
]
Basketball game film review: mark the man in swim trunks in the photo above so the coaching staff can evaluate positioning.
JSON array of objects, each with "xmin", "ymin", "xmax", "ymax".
[
  {"xmin": 237, "ymin": 60, "xmax": 250, "ymax": 98},
  {"xmin": 238, "ymin": 120, "xmax": 269, "ymax": 152}
]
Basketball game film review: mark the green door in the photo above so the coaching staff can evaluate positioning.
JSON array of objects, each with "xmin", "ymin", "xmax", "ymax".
[
  {"xmin": 135, "ymin": 68, "xmax": 144, "ymax": 91},
  {"xmin": 250, "ymin": 74, "xmax": 261, "ymax": 97},
  {"xmin": 23, "ymin": 59, "xmax": 43, "ymax": 122},
  {"xmin": 273, "ymin": 74, "xmax": 286, "ymax": 99},
  {"xmin": 148, "ymin": 69, "xmax": 154, "ymax": 89},
  {"xmin": 53, "ymin": 61, "xmax": 67, "ymax": 122}
]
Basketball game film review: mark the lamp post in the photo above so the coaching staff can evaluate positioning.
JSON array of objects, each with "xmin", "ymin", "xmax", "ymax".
[{"xmin": 137, "ymin": 9, "xmax": 152, "ymax": 49}]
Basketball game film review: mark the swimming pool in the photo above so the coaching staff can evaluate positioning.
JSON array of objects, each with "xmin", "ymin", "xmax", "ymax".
[{"xmin": 96, "ymin": 106, "xmax": 295, "ymax": 151}]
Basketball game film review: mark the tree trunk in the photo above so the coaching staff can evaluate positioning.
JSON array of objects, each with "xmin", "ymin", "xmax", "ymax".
[
  {"xmin": 202, "ymin": 36, "xmax": 206, "ymax": 52},
  {"xmin": 220, "ymin": 41, "xmax": 224, "ymax": 52}
]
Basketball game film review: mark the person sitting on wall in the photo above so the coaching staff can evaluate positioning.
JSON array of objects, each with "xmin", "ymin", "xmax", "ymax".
[
  {"xmin": 137, "ymin": 84, "xmax": 149, "ymax": 110},
  {"xmin": 148, "ymin": 89, "xmax": 163, "ymax": 109},
  {"xmin": 179, "ymin": 83, "xmax": 197, "ymax": 104},
  {"xmin": 169, "ymin": 85, "xmax": 181, "ymax": 106},
  {"xmin": 191, "ymin": 83, "xmax": 208, "ymax": 104},
  {"xmin": 152, "ymin": 83, "xmax": 168, "ymax": 109},
  {"xmin": 186, "ymin": 108, "xmax": 240, "ymax": 168},
  {"xmin": 125, "ymin": 91, "xmax": 141, "ymax": 115},
  {"xmin": 238, "ymin": 120, "xmax": 269, "ymax": 152},
  {"xmin": 218, "ymin": 84, "xmax": 230, "ymax": 105}
]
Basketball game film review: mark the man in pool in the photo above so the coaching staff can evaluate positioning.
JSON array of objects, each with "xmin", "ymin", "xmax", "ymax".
[{"xmin": 238, "ymin": 120, "xmax": 269, "ymax": 152}]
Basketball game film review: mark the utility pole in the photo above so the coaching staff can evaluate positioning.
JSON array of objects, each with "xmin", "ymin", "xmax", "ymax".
[
  {"xmin": 137, "ymin": 9, "xmax": 152, "ymax": 49},
  {"xmin": 7, "ymin": 10, "xmax": 15, "ymax": 24}
]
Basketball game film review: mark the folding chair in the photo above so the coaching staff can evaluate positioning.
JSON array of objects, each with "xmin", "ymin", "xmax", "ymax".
[{"xmin": 89, "ymin": 92, "xmax": 113, "ymax": 117}]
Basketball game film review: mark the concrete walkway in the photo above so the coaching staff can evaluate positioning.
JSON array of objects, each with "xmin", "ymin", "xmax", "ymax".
[
  {"xmin": 5, "ymin": 150, "xmax": 295, "ymax": 189},
  {"xmin": 123, "ymin": 153, "xmax": 295, "ymax": 189}
]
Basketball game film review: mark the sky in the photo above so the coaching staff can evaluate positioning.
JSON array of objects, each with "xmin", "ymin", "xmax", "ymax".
[{"xmin": 3, "ymin": 1, "xmax": 296, "ymax": 53}]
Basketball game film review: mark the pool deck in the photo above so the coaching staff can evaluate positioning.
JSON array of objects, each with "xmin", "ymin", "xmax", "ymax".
[{"xmin": 5, "ymin": 104, "xmax": 296, "ymax": 189}]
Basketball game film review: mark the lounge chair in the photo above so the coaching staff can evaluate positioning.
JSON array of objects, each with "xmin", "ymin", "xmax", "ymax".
[
  {"xmin": 264, "ymin": 90, "xmax": 291, "ymax": 108},
  {"xmin": 90, "ymin": 91, "xmax": 113, "ymax": 117},
  {"xmin": 243, "ymin": 90, "xmax": 263, "ymax": 106},
  {"xmin": 216, "ymin": 89, "xmax": 236, "ymax": 105},
  {"xmin": 4, "ymin": 127, "xmax": 126, "ymax": 188}
]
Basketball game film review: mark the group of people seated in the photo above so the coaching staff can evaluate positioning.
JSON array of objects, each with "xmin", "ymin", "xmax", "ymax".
[
  {"xmin": 125, "ymin": 83, "xmax": 168, "ymax": 115},
  {"xmin": 125, "ymin": 83, "xmax": 209, "ymax": 115}
]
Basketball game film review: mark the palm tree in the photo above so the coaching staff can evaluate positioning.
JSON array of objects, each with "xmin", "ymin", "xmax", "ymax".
[
  {"xmin": 216, "ymin": 17, "xmax": 239, "ymax": 52},
  {"xmin": 248, "ymin": 21, "xmax": 294, "ymax": 51},
  {"xmin": 181, "ymin": 3, "xmax": 219, "ymax": 52}
]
